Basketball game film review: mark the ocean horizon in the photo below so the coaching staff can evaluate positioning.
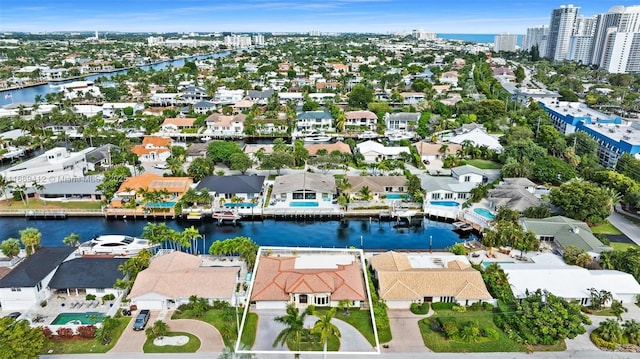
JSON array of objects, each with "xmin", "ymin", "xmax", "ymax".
[{"xmin": 437, "ymin": 33, "xmax": 524, "ymax": 47}]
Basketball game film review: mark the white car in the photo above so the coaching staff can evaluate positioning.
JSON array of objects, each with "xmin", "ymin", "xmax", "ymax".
[{"xmin": 153, "ymin": 163, "xmax": 168, "ymax": 169}]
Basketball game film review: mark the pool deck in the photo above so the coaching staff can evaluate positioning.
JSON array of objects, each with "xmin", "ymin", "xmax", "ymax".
[{"xmin": 24, "ymin": 294, "xmax": 120, "ymax": 326}]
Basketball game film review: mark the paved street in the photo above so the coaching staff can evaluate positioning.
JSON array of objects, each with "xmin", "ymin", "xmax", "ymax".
[{"xmin": 609, "ymin": 207, "xmax": 640, "ymax": 245}]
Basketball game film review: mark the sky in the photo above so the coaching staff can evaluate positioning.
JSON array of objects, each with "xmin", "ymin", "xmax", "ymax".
[{"xmin": 2, "ymin": 1, "xmax": 640, "ymax": 34}]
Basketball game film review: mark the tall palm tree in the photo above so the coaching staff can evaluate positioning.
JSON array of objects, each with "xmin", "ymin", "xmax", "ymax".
[
  {"xmin": 14, "ymin": 184, "xmax": 27, "ymax": 206},
  {"xmin": 312, "ymin": 307, "xmax": 341, "ymax": 358},
  {"xmin": 182, "ymin": 226, "xmax": 201, "ymax": 254},
  {"xmin": 63, "ymin": 233, "xmax": 81, "ymax": 247},
  {"xmin": 0, "ymin": 174, "xmax": 15, "ymax": 206},
  {"xmin": 273, "ymin": 304, "xmax": 310, "ymax": 358}
]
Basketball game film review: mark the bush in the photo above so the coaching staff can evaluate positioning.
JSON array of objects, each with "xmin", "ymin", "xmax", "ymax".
[
  {"xmin": 428, "ymin": 318, "xmax": 442, "ymax": 332},
  {"xmin": 431, "ymin": 302, "xmax": 456, "ymax": 311},
  {"xmin": 56, "ymin": 327, "xmax": 74, "ymax": 338},
  {"xmin": 40, "ymin": 300, "xmax": 47, "ymax": 307},
  {"xmin": 469, "ymin": 302, "xmax": 483, "ymax": 311},
  {"xmin": 410, "ymin": 302, "xmax": 430, "ymax": 315},
  {"xmin": 451, "ymin": 304, "xmax": 466, "ymax": 312},
  {"xmin": 86, "ymin": 294, "xmax": 96, "ymax": 301},
  {"xmin": 483, "ymin": 327, "xmax": 500, "ymax": 340},
  {"xmin": 102, "ymin": 293, "xmax": 115, "ymax": 301},
  {"xmin": 440, "ymin": 319, "xmax": 459, "ymax": 339},
  {"xmin": 482, "ymin": 302, "xmax": 494, "ymax": 311},
  {"xmin": 77, "ymin": 325, "xmax": 97, "ymax": 339},
  {"xmin": 42, "ymin": 327, "xmax": 53, "ymax": 338},
  {"xmin": 177, "ymin": 303, "xmax": 191, "ymax": 312},
  {"xmin": 591, "ymin": 331, "xmax": 616, "ymax": 350}
]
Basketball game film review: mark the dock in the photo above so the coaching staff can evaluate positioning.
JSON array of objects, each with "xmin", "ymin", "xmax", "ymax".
[{"xmin": 25, "ymin": 210, "xmax": 67, "ymax": 220}]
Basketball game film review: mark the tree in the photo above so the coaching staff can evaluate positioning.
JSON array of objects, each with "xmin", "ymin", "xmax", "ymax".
[
  {"xmin": 598, "ymin": 318, "xmax": 623, "ymax": 343},
  {"xmin": 0, "ymin": 174, "xmax": 15, "ymax": 206},
  {"xmin": 514, "ymin": 65, "xmax": 525, "ymax": 83},
  {"xmin": 209, "ymin": 237, "xmax": 259, "ymax": 271},
  {"xmin": 63, "ymin": 233, "xmax": 81, "ymax": 247},
  {"xmin": 19, "ymin": 227, "xmax": 41, "ymax": 255},
  {"xmin": 187, "ymin": 157, "xmax": 214, "ymax": 182},
  {"xmin": 623, "ymin": 319, "xmax": 640, "ymax": 345},
  {"xmin": 0, "ymin": 316, "xmax": 46, "ymax": 358},
  {"xmin": 0, "ymin": 238, "xmax": 20, "ymax": 258},
  {"xmin": 588, "ymin": 288, "xmax": 613, "ymax": 310},
  {"xmin": 312, "ymin": 307, "xmax": 341, "ymax": 358},
  {"xmin": 611, "ymin": 300, "xmax": 627, "ymax": 321},
  {"xmin": 182, "ymin": 226, "xmax": 202, "ymax": 255},
  {"xmin": 347, "ymin": 84, "xmax": 374, "ymax": 110},
  {"xmin": 273, "ymin": 304, "xmax": 310, "ymax": 357},
  {"xmin": 218, "ymin": 342, "xmax": 256, "ymax": 359},
  {"xmin": 358, "ymin": 186, "xmax": 372, "ymax": 201},
  {"xmin": 207, "ymin": 141, "xmax": 243, "ymax": 164},
  {"xmin": 229, "ymin": 152, "xmax": 253, "ymax": 174},
  {"xmin": 550, "ymin": 180, "xmax": 612, "ymax": 224},
  {"xmin": 145, "ymin": 320, "xmax": 170, "ymax": 340},
  {"xmin": 188, "ymin": 295, "xmax": 211, "ymax": 318},
  {"xmin": 96, "ymin": 316, "xmax": 119, "ymax": 345}
]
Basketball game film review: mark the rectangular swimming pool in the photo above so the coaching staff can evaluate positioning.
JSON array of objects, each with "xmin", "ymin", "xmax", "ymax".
[
  {"xmin": 429, "ymin": 201, "xmax": 460, "ymax": 207},
  {"xmin": 482, "ymin": 261, "xmax": 514, "ymax": 268},
  {"xmin": 51, "ymin": 312, "xmax": 105, "ymax": 325},
  {"xmin": 290, "ymin": 201, "xmax": 319, "ymax": 207},
  {"xmin": 386, "ymin": 194, "xmax": 405, "ymax": 200},
  {"xmin": 225, "ymin": 203, "xmax": 258, "ymax": 208},
  {"xmin": 474, "ymin": 208, "xmax": 496, "ymax": 219},
  {"xmin": 146, "ymin": 202, "xmax": 176, "ymax": 208}
]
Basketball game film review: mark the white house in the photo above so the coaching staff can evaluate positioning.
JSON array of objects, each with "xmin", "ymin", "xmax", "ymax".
[
  {"xmin": 204, "ymin": 114, "xmax": 246, "ymax": 137},
  {"xmin": 384, "ymin": 112, "xmax": 420, "ymax": 132},
  {"xmin": 448, "ymin": 128, "xmax": 503, "ymax": 153},
  {"xmin": 355, "ymin": 140, "xmax": 410, "ymax": 163},
  {"xmin": 214, "ymin": 88, "xmax": 244, "ymax": 104},
  {"xmin": 345, "ymin": 110, "xmax": 378, "ymax": 131},
  {"xmin": 101, "ymin": 102, "xmax": 144, "ymax": 118},
  {"xmin": 0, "ymin": 247, "xmax": 75, "ymax": 311},
  {"xmin": 420, "ymin": 165, "xmax": 487, "ymax": 217},
  {"xmin": 296, "ymin": 111, "xmax": 334, "ymax": 132},
  {"xmin": 0, "ymin": 147, "xmax": 94, "ymax": 185}
]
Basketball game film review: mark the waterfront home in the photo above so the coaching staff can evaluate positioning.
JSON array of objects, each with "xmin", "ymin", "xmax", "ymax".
[
  {"xmin": 355, "ymin": 140, "xmax": 410, "ymax": 163},
  {"xmin": 36, "ymin": 176, "xmax": 104, "ymax": 202},
  {"xmin": 420, "ymin": 174, "xmax": 477, "ymax": 211},
  {"xmin": 295, "ymin": 111, "xmax": 334, "ymax": 132},
  {"xmin": 277, "ymin": 92, "xmax": 304, "ymax": 103},
  {"xmin": 58, "ymin": 81, "xmax": 101, "ymax": 100},
  {"xmin": 214, "ymin": 88, "xmax": 244, "ymax": 104},
  {"xmin": 0, "ymin": 247, "xmax": 75, "ymax": 311},
  {"xmin": 243, "ymin": 144, "xmax": 274, "ymax": 160},
  {"xmin": 344, "ymin": 176, "xmax": 408, "ymax": 201},
  {"xmin": 0, "ymin": 147, "xmax": 93, "ymax": 185},
  {"xmin": 487, "ymin": 178, "xmax": 544, "ymax": 212},
  {"xmin": 195, "ymin": 175, "xmax": 266, "ymax": 206},
  {"xmin": 204, "ymin": 113, "xmax": 246, "ymax": 137},
  {"xmin": 160, "ymin": 117, "xmax": 197, "ymax": 133},
  {"xmin": 250, "ymin": 247, "xmax": 367, "ymax": 310},
  {"xmin": 344, "ymin": 110, "xmax": 378, "ymax": 132},
  {"xmin": 101, "ymin": 102, "xmax": 144, "ymax": 118},
  {"xmin": 110, "ymin": 173, "xmax": 192, "ymax": 210},
  {"xmin": 192, "ymin": 100, "xmax": 216, "ymax": 114},
  {"xmin": 520, "ymin": 216, "xmax": 612, "ymax": 259},
  {"xmin": 448, "ymin": 128, "xmax": 503, "ymax": 153},
  {"xmin": 500, "ymin": 253, "xmax": 640, "ymax": 306},
  {"xmin": 48, "ymin": 257, "xmax": 126, "ymax": 299},
  {"xmin": 413, "ymin": 141, "xmax": 462, "ymax": 163},
  {"xmin": 129, "ymin": 251, "xmax": 240, "ymax": 310},
  {"xmin": 305, "ymin": 141, "xmax": 352, "ymax": 157},
  {"xmin": 149, "ymin": 93, "xmax": 180, "ymax": 107},
  {"xmin": 370, "ymin": 251, "xmax": 493, "ymax": 309},
  {"xmin": 85, "ymin": 144, "xmax": 118, "ymax": 171},
  {"xmin": 384, "ymin": 112, "xmax": 420, "ymax": 132},
  {"xmin": 271, "ymin": 172, "xmax": 335, "ymax": 206},
  {"xmin": 399, "ymin": 93, "xmax": 426, "ymax": 106},
  {"xmin": 247, "ymin": 89, "xmax": 275, "ymax": 104},
  {"xmin": 232, "ymin": 100, "xmax": 254, "ymax": 113},
  {"xmin": 186, "ymin": 142, "xmax": 210, "ymax": 160},
  {"xmin": 181, "ymin": 85, "xmax": 209, "ymax": 103},
  {"xmin": 251, "ymin": 117, "xmax": 288, "ymax": 135},
  {"xmin": 130, "ymin": 136, "xmax": 172, "ymax": 162}
]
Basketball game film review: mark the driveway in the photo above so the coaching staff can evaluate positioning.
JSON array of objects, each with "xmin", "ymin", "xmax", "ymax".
[
  {"xmin": 387, "ymin": 310, "xmax": 431, "ymax": 353},
  {"xmin": 164, "ymin": 316, "xmax": 225, "ymax": 352},
  {"xmin": 608, "ymin": 210, "xmax": 640, "ymax": 245},
  {"xmin": 110, "ymin": 311, "xmax": 161, "ymax": 353},
  {"xmin": 253, "ymin": 309, "xmax": 375, "ymax": 353}
]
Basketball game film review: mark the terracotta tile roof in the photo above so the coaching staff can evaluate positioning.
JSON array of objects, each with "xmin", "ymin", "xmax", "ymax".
[
  {"xmin": 345, "ymin": 176, "xmax": 407, "ymax": 193},
  {"xmin": 345, "ymin": 110, "xmax": 377, "ymax": 120},
  {"xmin": 413, "ymin": 141, "xmax": 462, "ymax": 156},
  {"xmin": 116, "ymin": 173, "xmax": 192, "ymax": 194},
  {"xmin": 305, "ymin": 141, "xmax": 352, "ymax": 156},
  {"xmin": 251, "ymin": 255, "xmax": 366, "ymax": 302},
  {"xmin": 162, "ymin": 117, "xmax": 196, "ymax": 127},
  {"xmin": 129, "ymin": 252, "xmax": 239, "ymax": 300},
  {"xmin": 370, "ymin": 251, "xmax": 492, "ymax": 301},
  {"xmin": 142, "ymin": 136, "xmax": 172, "ymax": 147},
  {"xmin": 131, "ymin": 146, "xmax": 170, "ymax": 156}
]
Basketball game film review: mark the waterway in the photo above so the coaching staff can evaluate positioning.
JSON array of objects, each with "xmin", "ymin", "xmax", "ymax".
[
  {"xmin": 0, "ymin": 51, "xmax": 230, "ymax": 107},
  {"xmin": 0, "ymin": 217, "xmax": 476, "ymax": 252}
]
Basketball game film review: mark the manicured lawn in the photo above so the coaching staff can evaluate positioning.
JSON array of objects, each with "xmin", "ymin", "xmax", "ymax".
[
  {"xmin": 590, "ymin": 222, "xmax": 623, "ymax": 235},
  {"xmin": 0, "ymin": 200, "xmax": 103, "ymax": 210},
  {"xmin": 611, "ymin": 242, "xmax": 638, "ymax": 251},
  {"xmin": 41, "ymin": 317, "xmax": 131, "ymax": 354},
  {"xmin": 588, "ymin": 308, "xmax": 615, "ymax": 317},
  {"xmin": 463, "ymin": 160, "xmax": 503, "ymax": 170},
  {"xmin": 173, "ymin": 308, "xmax": 258, "ymax": 348},
  {"xmin": 315, "ymin": 308, "xmax": 389, "ymax": 346},
  {"xmin": 286, "ymin": 333, "xmax": 339, "ymax": 351},
  {"xmin": 143, "ymin": 332, "xmax": 200, "ymax": 353},
  {"xmin": 240, "ymin": 312, "xmax": 258, "ymax": 347}
]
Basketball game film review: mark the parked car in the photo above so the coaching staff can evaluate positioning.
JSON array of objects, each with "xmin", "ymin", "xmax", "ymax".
[
  {"xmin": 153, "ymin": 163, "xmax": 168, "ymax": 170},
  {"xmin": 6, "ymin": 312, "xmax": 21, "ymax": 319},
  {"xmin": 132, "ymin": 309, "xmax": 150, "ymax": 331}
]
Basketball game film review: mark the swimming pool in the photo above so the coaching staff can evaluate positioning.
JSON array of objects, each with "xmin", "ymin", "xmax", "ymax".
[
  {"xmin": 146, "ymin": 202, "xmax": 176, "ymax": 208},
  {"xmin": 482, "ymin": 261, "xmax": 514, "ymax": 268},
  {"xmin": 51, "ymin": 312, "xmax": 105, "ymax": 325},
  {"xmin": 474, "ymin": 208, "xmax": 496, "ymax": 220},
  {"xmin": 225, "ymin": 203, "xmax": 258, "ymax": 208},
  {"xmin": 386, "ymin": 194, "xmax": 405, "ymax": 200},
  {"xmin": 290, "ymin": 201, "xmax": 319, "ymax": 207},
  {"xmin": 430, "ymin": 201, "xmax": 460, "ymax": 207}
]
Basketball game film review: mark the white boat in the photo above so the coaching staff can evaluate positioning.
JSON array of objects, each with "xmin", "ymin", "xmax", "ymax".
[
  {"xmin": 302, "ymin": 131, "xmax": 332, "ymax": 143},
  {"xmin": 76, "ymin": 235, "xmax": 157, "ymax": 257},
  {"xmin": 357, "ymin": 131, "xmax": 379, "ymax": 140},
  {"xmin": 212, "ymin": 210, "xmax": 242, "ymax": 221},
  {"xmin": 200, "ymin": 136, "xmax": 212, "ymax": 142}
]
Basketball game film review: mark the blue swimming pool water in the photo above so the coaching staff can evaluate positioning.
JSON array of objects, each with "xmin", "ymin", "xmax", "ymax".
[
  {"xmin": 51, "ymin": 312, "xmax": 105, "ymax": 325},
  {"xmin": 225, "ymin": 203, "xmax": 258, "ymax": 208},
  {"xmin": 386, "ymin": 194, "xmax": 405, "ymax": 200},
  {"xmin": 146, "ymin": 202, "xmax": 176, "ymax": 208},
  {"xmin": 430, "ymin": 201, "xmax": 460, "ymax": 207},
  {"xmin": 290, "ymin": 201, "xmax": 319, "ymax": 207},
  {"xmin": 482, "ymin": 261, "xmax": 514, "ymax": 268},
  {"xmin": 474, "ymin": 208, "xmax": 496, "ymax": 219}
]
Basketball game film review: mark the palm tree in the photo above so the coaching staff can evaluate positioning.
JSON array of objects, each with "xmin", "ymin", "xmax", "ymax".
[
  {"xmin": 145, "ymin": 320, "xmax": 170, "ymax": 340},
  {"xmin": 14, "ymin": 184, "xmax": 27, "ymax": 206},
  {"xmin": 598, "ymin": 318, "xmax": 623, "ymax": 343},
  {"xmin": 31, "ymin": 181, "xmax": 45, "ymax": 203},
  {"xmin": 63, "ymin": 233, "xmax": 81, "ymax": 247},
  {"xmin": 20, "ymin": 227, "xmax": 41, "ymax": 255},
  {"xmin": 273, "ymin": 304, "xmax": 310, "ymax": 357},
  {"xmin": 611, "ymin": 300, "xmax": 627, "ymax": 321},
  {"xmin": 312, "ymin": 307, "xmax": 341, "ymax": 358},
  {"xmin": 358, "ymin": 186, "xmax": 372, "ymax": 201},
  {"xmin": 182, "ymin": 226, "xmax": 201, "ymax": 254},
  {"xmin": 334, "ymin": 112, "xmax": 346, "ymax": 133},
  {"xmin": 624, "ymin": 319, "xmax": 640, "ymax": 345},
  {"xmin": 0, "ymin": 174, "xmax": 15, "ymax": 206},
  {"xmin": 438, "ymin": 143, "xmax": 449, "ymax": 159}
]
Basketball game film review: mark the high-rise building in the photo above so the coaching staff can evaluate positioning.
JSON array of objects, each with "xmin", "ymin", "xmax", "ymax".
[
  {"xmin": 546, "ymin": 4, "xmax": 580, "ymax": 61},
  {"xmin": 592, "ymin": 6, "xmax": 640, "ymax": 73},
  {"xmin": 412, "ymin": 29, "xmax": 436, "ymax": 41},
  {"xmin": 524, "ymin": 25, "xmax": 549, "ymax": 57},
  {"xmin": 251, "ymin": 34, "xmax": 264, "ymax": 46},
  {"xmin": 566, "ymin": 15, "xmax": 595, "ymax": 63},
  {"xmin": 224, "ymin": 35, "xmax": 251, "ymax": 48},
  {"xmin": 494, "ymin": 33, "xmax": 518, "ymax": 52}
]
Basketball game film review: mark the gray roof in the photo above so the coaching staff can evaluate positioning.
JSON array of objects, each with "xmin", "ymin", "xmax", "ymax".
[
  {"xmin": 42, "ymin": 176, "xmax": 103, "ymax": 195},
  {"xmin": 272, "ymin": 172, "xmax": 335, "ymax": 195},
  {"xmin": 503, "ymin": 178, "xmax": 537, "ymax": 187},
  {"xmin": 385, "ymin": 112, "xmax": 420, "ymax": 121},
  {"xmin": 85, "ymin": 144, "xmax": 119, "ymax": 164},
  {"xmin": 451, "ymin": 165, "xmax": 484, "ymax": 177},
  {"xmin": 187, "ymin": 142, "xmax": 210, "ymax": 156},
  {"xmin": 49, "ymin": 257, "xmax": 127, "ymax": 289},
  {"xmin": 489, "ymin": 186, "xmax": 542, "ymax": 212},
  {"xmin": 193, "ymin": 101, "xmax": 216, "ymax": 108},
  {"xmin": 247, "ymin": 89, "xmax": 275, "ymax": 99},
  {"xmin": 419, "ymin": 175, "xmax": 476, "ymax": 193},
  {"xmin": 520, "ymin": 216, "xmax": 612, "ymax": 254},
  {"xmin": 0, "ymin": 247, "xmax": 75, "ymax": 288},
  {"xmin": 196, "ymin": 175, "xmax": 266, "ymax": 194},
  {"xmin": 297, "ymin": 111, "xmax": 333, "ymax": 120}
]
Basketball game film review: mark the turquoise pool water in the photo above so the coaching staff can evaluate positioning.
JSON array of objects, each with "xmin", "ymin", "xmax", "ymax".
[
  {"xmin": 146, "ymin": 201, "xmax": 176, "ymax": 208},
  {"xmin": 474, "ymin": 208, "xmax": 496, "ymax": 219},
  {"xmin": 290, "ymin": 201, "xmax": 319, "ymax": 207},
  {"xmin": 225, "ymin": 203, "xmax": 257, "ymax": 208},
  {"xmin": 51, "ymin": 312, "xmax": 104, "ymax": 325},
  {"xmin": 386, "ymin": 194, "xmax": 405, "ymax": 200},
  {"xmin": 482, "ymin": 261, "xmax": 514, "ymax": 268},
  {"xmin": 430, "ymin": 201, "xmax": 460, "ymax": 207}
]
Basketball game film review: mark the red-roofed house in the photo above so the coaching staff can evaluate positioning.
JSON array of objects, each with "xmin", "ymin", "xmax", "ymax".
[
  {"xmin": 160, "ymin": 117, "xmax": 197, "ymax": 133},
  {"xmin": 130, "ymin": 136, "xmax": 172, "ymax": 162},
  {"xmin": 250, "ymin": 248, "xmax": 367, "ymax": 310}
]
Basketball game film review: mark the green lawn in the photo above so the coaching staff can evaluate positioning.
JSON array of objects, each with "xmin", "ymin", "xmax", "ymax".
[
  {"xmin": 172, "ymin": 308, "xmax": 257, "ymax": 348},
  {"xmin": 590, "ymin": 222, "xmax": 623, "ymax": 235},
  {"xmin": 463, "ymin": 160, "xmax": 503, "ymax": 170},
  {"xmin": 286, "ymin": 333, "xmax": 340, "ymax": 351},
  {"xmin": 0, "ymin": 200, "xmax": 103, "ymax": 210},
  {"xmin": 41, "ymin": 317, "xmax": 131, "ymax": 355},
  {"xmin": 143, "ymin": 332, "xmax": 200, "ymax": 353},
  {"xmin": 588, "ymin": 308, "xmax": 615, "ymax": 317},
  {"xmin": 611, "ymin": 242, "xmax": 638, "ymax": 251},
  {"xmin": 240, "ymin": 312, "xmax": 258, "ymax": 347},
  {"xmin": 314, "ymin": 308, "xmax": 389, "ymax": 346}
]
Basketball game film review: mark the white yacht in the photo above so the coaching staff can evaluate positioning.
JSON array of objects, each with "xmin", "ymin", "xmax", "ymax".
[
  {"xmin": 76, "ymin": 235, "xmax": 157, "ymax": 257},
  {"xmin": 357, "ymin": 131, "xmax": 379, "ymax": 140},
  {"xmin": 302, "ymin": 131, "xmax": 333, "ymax": 143}
]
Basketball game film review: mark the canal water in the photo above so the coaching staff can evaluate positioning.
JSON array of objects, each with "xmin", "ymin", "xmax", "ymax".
[{"xmin": 0, "ymin": 217, "xmax": 476, "ymax": 252}]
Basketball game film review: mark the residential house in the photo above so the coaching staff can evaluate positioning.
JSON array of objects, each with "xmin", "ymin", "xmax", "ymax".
[
  {"xmin": 232, "ymin": 100, "xmax": 254, "ymax": 113},
  {"xmin": 111, "ymin": 173, "xmax": 192, "ymax": 209},
  {"xmin": 305, "ymin": 142, "xmax": 352, "ymax": 157},
  {"xmin": 296, "ymin": 111, "xmax": 334, "ymax": 132},
  {"xmin": 421, "ymin": 165, "xmax": 486, "ymax": 208},
  {"xmin": 130, "ymin": 136, "xmax": 172, "ymax": 162},
  {"xmin": 413, "ymin": 141, "xmax": 462, "ymax": 163},
  {"xmin": 520, "ymin": 216, "xmax": 612, "ymax": 259},
  {"xmin": 48, "ymin": 257, "xmax": 127, "ymax": 298},
  {"xmin": 250, "ymin": 247, "xmax": 367, "ymax": 310},
  {"xmin": 0, "ymin": 247, "xmax": 75, "ymax": 311},
  {"xmin": 181, "ymin": 85, "xmax": 209, "ymax": 103},
  {"xmin": 192, "ymin": 101, "xmax": 216, "ymax": 114},
  {"xmin": 37, "ymin": 176, "xmax": 105, "ymax": 202},
  {"xmin": 101, "ymin": 103, "xmax": 144, "ymax": 118},
  {"xmin": 243, "ymin": 144, "xmax": 274, "ymax": 160},
  {"xmin": 344, "ymin": 111, "xmax": 378, "ymax": 132},
  {"xmin": 186, "ymin": 142, "xmax": 210, "ymax": 161},
  {"xmin": 247, "ymin": 89, "xmax": 275, "ymax": 104},
  {"xmin": 129, "ymin": 251, "xmax": 240, "ymax": 310},
  {"xmin": 196, "ymin": 175, "xmax": 266, "ymax": 206},
  {"xmin": 0, "ymin": 147, "xmax": 93, "ymax": 185},
  {"xmin": 277, "ymin": 92, "xmax": 304, "ymax": 103},
  {"xmin": 345, "ymin": 176, "xmax": 408, "ymax": 200},
  {"xmin": 439, "ymin": 71, "xmax": 459, "ymax": 86},
  {"xmin": 214, "ymin": 88, "xmax": 244, "ymax": 104},
  {"xmin": 432, "ymin": 84, "xmax": 452, "ymax": 95},
  {"xmin": 355, "ymin": 140, "xmax": 410, "ymax": 163},
  {"xmin": 252, "ymin": 118, "xmax": 288, "ymax": 135},
  {"xmin": 271, "ymin": 172, "xmax": 335, "ymax": 205},
  {"xmin": 204, "ymin": 114, "xmax": 246, "ymax": 137},
  {"xmin": 500, "ymin": 253, "xmax": 640, "ymax": 306},
  {"xmin": 85, "ymin": 144, "xmax": 118, "ymax": 171},
  {"xmin": 370, "ymin": 251, "xmax": 493, "ymax": 309},
  {"xmin": 160, "ymin": 117, "xmax": 197, "ymax": 133},
  {"xmin": 448, "ymin": 128, "xmax": 503, "ymax": 153},
  {"xmin": 384, "ymin": 112, "xmax": 420, "ymax": 132},
  {"xmin": 488, "ymin": 178, "xmax": 544, "ymax": 212},
  {"xmin": 400, "ymin": 92, "xmax": 426, "ymax": 105}
]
